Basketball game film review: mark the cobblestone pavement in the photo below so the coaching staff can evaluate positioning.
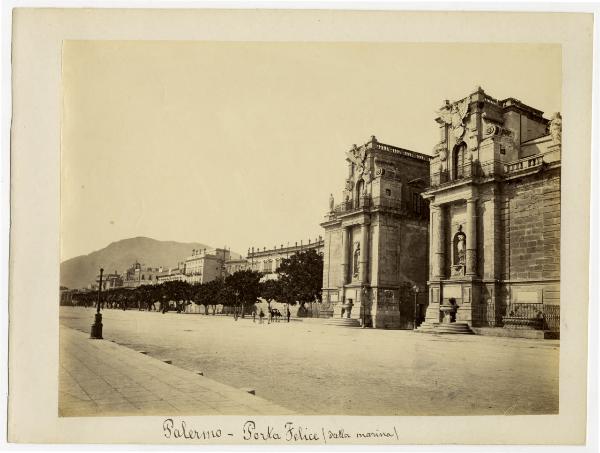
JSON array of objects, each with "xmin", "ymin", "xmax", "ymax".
[
  {"xmin": 60, "ymin": 327, "xmax": 295, "ymax": 416},
  {"xmin": 60, "ymin": 307, "xmax": 559, "ymax": 415}
]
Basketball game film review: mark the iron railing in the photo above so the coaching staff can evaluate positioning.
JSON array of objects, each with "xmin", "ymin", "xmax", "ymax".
[{"xmin": 472, "ymin": 303, "xmax": 560, "ymax": 331}]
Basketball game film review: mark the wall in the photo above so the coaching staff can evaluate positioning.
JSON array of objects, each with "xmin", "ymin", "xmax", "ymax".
[
  {"xmin": 322, "ymin": 226, "xmax": 343, "ymax": 293},
  {"xmin": 503, "ymin": 170, "xmax": 560, "ymax": 283}
]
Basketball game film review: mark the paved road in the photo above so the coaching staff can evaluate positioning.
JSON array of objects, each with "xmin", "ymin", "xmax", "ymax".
[
  {"xmin": 60, "ymin": 327, "xmax": 295, "ymax": 416},
  {"xmin": 60, "ymin": 306, "xmax": 559, "ymax": 415}
]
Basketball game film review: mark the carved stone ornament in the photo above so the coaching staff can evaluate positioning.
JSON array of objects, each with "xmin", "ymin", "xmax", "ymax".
[
  {"xmin": 345, "ymin": 179, "xmax": 353, "ymax": 191},
  {"xmin": 466, "ymin": 134, "xmax": 479, "ymax": 152},
  {"xmin": 439, "ymin": 149, "xmax": 448, "ymax": 162},
  {"xmin": 346, "ymin": 144, "xmax": 367, "ymax": 175},
  {"xmin": 437, "ymin": 98, "xmax": 469, "ymax": 140},
  {"xmin": 549, "ymin": 112, "xmax": 562, "ymax": 145},
  {"xmin": 433, "ymin": 141, "xmax": 447, "ymax": 156},
  {"xmin": 484, "ymin": 123, "xmax": 498, "ymax": 137},
  {"xmin": 375, "ymin": 167, "xmax": 385, "ymax": 176}
]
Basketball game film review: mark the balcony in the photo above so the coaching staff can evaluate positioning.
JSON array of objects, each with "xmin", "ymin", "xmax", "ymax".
[
  {"xmin": 333, "ymin": 195, "xmax": 371, "ymax": 214},
  {"xmin": 504, "ymin": 155, "xmax": 543, "ymax": 174},
  {"xmin": 427, "ymin": 155, "xmax": 548, "ymax": 190}
]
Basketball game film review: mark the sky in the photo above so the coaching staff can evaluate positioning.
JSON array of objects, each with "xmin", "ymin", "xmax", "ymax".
[{"xmin": 61, "ymin": 41, "xmax": 561, "ymax": 261}]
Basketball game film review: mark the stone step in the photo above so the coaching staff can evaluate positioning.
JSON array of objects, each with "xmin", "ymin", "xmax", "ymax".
[
  {"xmin": 417, "ymin": 322, "xmax": 474, "ymax": 335},
  {"xmin": 323, "ymin": 318, "xmax": 361, "ymax": 327}
]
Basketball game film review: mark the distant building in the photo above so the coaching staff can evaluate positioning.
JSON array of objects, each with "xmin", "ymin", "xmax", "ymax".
[
  {"xmin": 60, "ymin": 287, "xmax": 75, "ymax": 305},
  {"xmin": 94, "ymin": 270, "xmax": 123, "ymax": 290},
  {"xmin": 224, "ymin": 257, "xmax": 250, "ymax": 275},
  {"xmin": 122, "ymin": 262, "xmax": 162, "ymax": 287},
  {"xmin": 246, "ymin": 238, "xmax": 324, "ymax": 280},
  {"xmin": 156, "ymin": 264, "xmax": 185, "ymax": 283},
  {"xmin": 182, "ymin": 248, "xmax": 231, "ymax": 284}
]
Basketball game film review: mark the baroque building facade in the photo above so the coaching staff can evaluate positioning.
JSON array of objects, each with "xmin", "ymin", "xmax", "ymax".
[
  {"xmin": 320, "ymin": 136, "xmax": 430, "ymax": 328},
  {"xmin": 420, "ymin": 87, "xmax": 561, "ymax": 336}
]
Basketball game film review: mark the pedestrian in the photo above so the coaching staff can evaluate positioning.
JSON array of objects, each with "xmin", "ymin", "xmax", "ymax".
[
  {"xmin": 259, "ymin": 309, "xmax": 265, "ymax": 324},
  {"xmin": 268, "ymin": 308, "xmax": 273, "ymax": 324},
  {"xmin": 287, "ymin": 307, "xmax": 291, "ymax": 323},
  {"xmin": 253, "ymin": 309, "xmax": 256, "ymax": 323}
]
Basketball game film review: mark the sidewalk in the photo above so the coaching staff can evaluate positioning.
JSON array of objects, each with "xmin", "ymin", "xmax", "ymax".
[{"xmin": 59, "ymin": 327, "xmax": 295, "ymax": 416}]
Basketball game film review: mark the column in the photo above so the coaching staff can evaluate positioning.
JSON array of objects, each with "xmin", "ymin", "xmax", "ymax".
[
  {"xmin": 359, "ymin": 222, "xmax": 369, "ymax": 283},
  {"xmin": 340, "ymin": 227, "xmax": 350, "ymax": 286},
  {"xmin": 433, "ymin": 204, "xmax": 446, "ymax": 279},
  {"xmin": 466, "ymin": 198, "xmax": 477, "ymax": 276}
]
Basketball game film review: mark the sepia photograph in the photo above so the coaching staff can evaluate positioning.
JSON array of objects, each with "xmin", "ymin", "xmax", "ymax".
[
  {"xmin": 6, "ymin": 7, "xmax": 594, "ymax": 446},
  {"xmin": 59, "ymin": 41, "xmax": 562, "ymax": 417}
]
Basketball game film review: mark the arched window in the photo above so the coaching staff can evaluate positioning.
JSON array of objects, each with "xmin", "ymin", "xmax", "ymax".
[
  {"xmin": 453, "ymin": 143, "xmax": 467, "ymax": 180},
  {"xmin": 355, "ymin": 180, "xmax": 365, "ymax": 206}
]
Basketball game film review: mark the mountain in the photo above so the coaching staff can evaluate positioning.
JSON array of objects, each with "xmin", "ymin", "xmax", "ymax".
[{"xmin": 60, "ymin": 237, "xmax": 241, "ymax": 289}]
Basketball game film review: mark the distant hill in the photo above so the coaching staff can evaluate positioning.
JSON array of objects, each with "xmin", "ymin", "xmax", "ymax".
[{"xmin": 60, "ymin": 237, "xmax": 241, "ymax": 289}]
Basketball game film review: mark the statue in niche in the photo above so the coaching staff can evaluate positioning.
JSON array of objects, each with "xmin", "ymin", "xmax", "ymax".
[
  {"xmin": 353, "ymin": 242, "xmax": 360, "ymax": 277},
  {"xmin": 329, "ymin": 193, "xmax": 334, "ymax": 212},
  {"xmin": 549, "ymin": 112, "xmax": 562, "ymax": 145},
  {"xmin": 454, "ymin": 225, "xmax": 466, "ymax": 265}
]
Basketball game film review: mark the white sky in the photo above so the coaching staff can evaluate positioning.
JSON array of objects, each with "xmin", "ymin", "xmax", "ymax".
[{"xmin": 61, "ymin": 41, "xmax": 561, "ymax": 261}]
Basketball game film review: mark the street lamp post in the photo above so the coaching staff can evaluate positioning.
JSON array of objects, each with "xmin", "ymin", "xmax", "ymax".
[
  {"xmin": 90, "ymin": 268, "xmax": 104, "ymax": 339},
  {"xmin": 412, "ymin": 284, "xmax": 420, "ymax": 330}
]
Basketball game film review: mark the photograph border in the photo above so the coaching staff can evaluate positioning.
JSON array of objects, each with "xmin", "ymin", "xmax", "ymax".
[{"xmin": 4, "ymin": 4, "xmax": 596, "ymax": 447}]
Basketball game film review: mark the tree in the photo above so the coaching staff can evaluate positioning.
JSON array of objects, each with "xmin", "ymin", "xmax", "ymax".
[
  {"xmin": 205, "ymin": 278, "xmax": 225, "ymax": 315},
  {"xmin": 277, "ymin": 249, "xmax": 324, "ymax": 311},
  {"xmin": 225, "ymin": 270, "xmax": 262, "ymax": 318},
  {"xmin": 260, "ymin": 279, "xmax": 282, "ymax": 311},
  {"xmin": 162, "ymin": 281, "xmax": 192, "ymax": 312}
]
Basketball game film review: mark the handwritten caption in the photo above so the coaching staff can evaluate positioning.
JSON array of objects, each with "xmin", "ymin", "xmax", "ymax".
[{"xmin": 162, "ymin": 418, "xmax": 399, "ymax": 443}]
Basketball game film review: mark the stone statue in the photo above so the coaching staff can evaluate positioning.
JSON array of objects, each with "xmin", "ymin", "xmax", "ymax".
[
  {"xmin": 346, "ymin": 144, "xmax": 367, "ymax": 175},
  {"xmin": 362, "ymin": 168, "xmax": 372, "ymax": 185},
  {"xmin": 550, "ymin": 112, "xmax": 562, "ymax": 145},
  {"xmin": 353, "ymin": 242, "xmax": 360, "ymax": 277},
  {"xmin": 437, "ymin": 98, "xmax": 469, "ymax": 139},
  {"xmin": 456, "ymin": 226, "xmax": 466, "ymax": 265},
  {"xmin": 329, "ymin": 193, "xmax": 334, "ymax": 212}
]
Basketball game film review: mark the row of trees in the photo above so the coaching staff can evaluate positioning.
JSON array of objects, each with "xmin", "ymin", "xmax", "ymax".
[{"xmin": 68, "ymin": 249, "xmax": 324, "ymax": 316}]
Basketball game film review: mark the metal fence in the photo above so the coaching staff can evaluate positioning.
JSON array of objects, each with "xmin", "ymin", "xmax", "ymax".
[{"xmin": 472, "ymin": 303, "xmax": 560, "ymax": 331}]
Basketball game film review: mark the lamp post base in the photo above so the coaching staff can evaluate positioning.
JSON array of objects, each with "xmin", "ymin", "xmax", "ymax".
[{"xmin": 90, "ymin": 313, "xmax": 103, "ymax": 339}]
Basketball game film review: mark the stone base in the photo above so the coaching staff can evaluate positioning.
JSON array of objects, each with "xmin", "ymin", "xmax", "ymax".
[
  {"xmin": 472, "ymin": 327, "xmax": 559, "ymax": 340},
  {"xmin": 323, "ymin": 318, "xmax": 361, "ymax": 328},
  {"xmin": 417, "ymin": 322, "xmax": 473, "ymax": 335}
]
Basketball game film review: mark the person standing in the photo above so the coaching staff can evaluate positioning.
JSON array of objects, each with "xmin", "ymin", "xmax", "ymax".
[
  {"xmin": 287, "ymin": 307, "xmax": 291, "ymax": 323},
  {"xmin": 259, "ymin": 309, "xmax": 265, "ymax": 324}
]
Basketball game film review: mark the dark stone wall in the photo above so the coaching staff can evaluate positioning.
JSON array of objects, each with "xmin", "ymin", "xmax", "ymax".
[{"xmin": 502, "ymin": 169, "xmax": 560, "ymax": 282}]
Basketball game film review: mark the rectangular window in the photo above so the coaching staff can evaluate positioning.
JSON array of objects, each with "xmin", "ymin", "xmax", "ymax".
[{"xmin": 413, "ymin": 193, "xmax": 422, "ymax": 215}]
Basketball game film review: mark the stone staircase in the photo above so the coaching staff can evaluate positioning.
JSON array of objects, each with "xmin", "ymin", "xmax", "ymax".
[
  {"xmin": 323, "ymin": 318, "xmax": 361, "ymax": 327},
  {"xmin": 417, "ymin": 322, "xmax": 474, "ymax": 335}
]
